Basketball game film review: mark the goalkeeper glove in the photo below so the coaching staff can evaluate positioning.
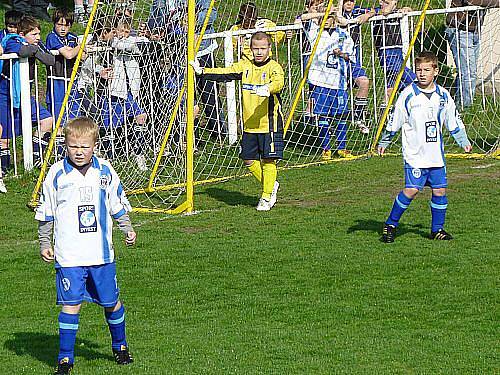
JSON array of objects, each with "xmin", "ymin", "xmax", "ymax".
[
  {"xmin": 254, "ymin": 84, "xmax": 270, "ymax": 97},
  {"xmin": 189, "ymin": 59, "xmax": 203, "ymax": 75}
]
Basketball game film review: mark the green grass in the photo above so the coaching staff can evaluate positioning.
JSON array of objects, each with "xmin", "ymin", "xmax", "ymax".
[{"xmin": 0, "ymin": 156, "xmax": 499, "ymax": 373}]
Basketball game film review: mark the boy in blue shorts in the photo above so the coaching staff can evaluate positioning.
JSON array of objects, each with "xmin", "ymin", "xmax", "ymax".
[
  {"xmin": 301, "ymin": 13, "xmax": 355, "ymax": 159},
  {"xmin": 35, "ymin": 117, "xmax": 136, "ymax": 374},
  {"xmin": 373, "ymin": 0, "xmax": 416, "ymax": 101},
  {"xmin": 45, "ymin": 8, "xmax": 81, "ymax": 124},
  {"xmin": 0, "ymin": 16, "xmax": 55, "ymax": 171},
  {"xmin": 378, "ymin": 51, "xmax": 472, "ymax": 243}
]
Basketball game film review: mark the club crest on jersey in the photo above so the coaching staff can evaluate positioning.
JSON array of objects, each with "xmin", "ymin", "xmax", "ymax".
[
  {"xmin": 261, "ymin": 72, "xmax": 266, "ymax": 81},
  {"xmin": 62, "ymin": 278, "xmax": 71, "ymax": 291},
  {"xmin": 412, "ymin": 168, "xmax": 421, "ymax": 178},
  {"xmin": 99, "ymin": 175, "xmax": 110, "ymax": 190}
]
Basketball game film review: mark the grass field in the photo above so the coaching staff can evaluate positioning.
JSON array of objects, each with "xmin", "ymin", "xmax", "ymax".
[{"xmin": 0, "ymin": 156, "xmax": 498, "ymax": 374}]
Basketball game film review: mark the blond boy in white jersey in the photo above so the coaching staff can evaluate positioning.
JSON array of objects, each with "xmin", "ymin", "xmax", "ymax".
[{"xmin": 378, "ymin": 51, "xmax": 472, "ymax": 243}]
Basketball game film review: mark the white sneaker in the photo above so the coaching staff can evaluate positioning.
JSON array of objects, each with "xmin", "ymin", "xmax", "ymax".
[
  {"xmin": 0, "ymin": 178, "xmax": 7, "ymax": 193},
  {"xmin": 269, "ymin": 181, "xmax": 279, "ymax": 208},
  {"xmin": 135, "ymin": 154, "xmax": 147, "ymax": 172},
  {"xmin": 256, "ymin": 198, "xmax": 272, "ymax": 211},
  {"xmin": 355, "ymin": 120, "xmax": 370, "ymax": 134}
]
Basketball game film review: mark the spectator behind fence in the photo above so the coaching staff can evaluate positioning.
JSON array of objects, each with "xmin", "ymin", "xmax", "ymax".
[
  {"xmin": 45, "ymin": 8, "xmax": 82, "ymax": 125},
  {"xmin": 230, "ymin": 2, "xmax": 285, "ymax": 60},
  {"xmin": 341, "ymin": 0, "xmax": 375, "ymax": 133},
  {"xmin": 74, "ymin": 0, "xmax": 95, "ymax": 25},
  {"xmin": 300, "ymin": 12, "xmax": 355, "ymax": 160},
  {"xmin": 372, "ymin": 0, "xmax": 416, "ymax": 102},
  {"xmin": 0, "ymin": 16, "xmax": 55, "ymax": 175},
  {"xmin": 195, "ymin": 0, "xmax": 227, "ymax": 141},
  {"xmin": 445, "ymin": 0, "xmax": 500, "ymax": 108},
  {"xmin": 10, "ymin": 0, "xmax": 50, "ymax": 22}
]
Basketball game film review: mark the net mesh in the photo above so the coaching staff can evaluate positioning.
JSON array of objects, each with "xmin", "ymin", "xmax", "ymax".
[{"xmin": 35, "ymin": 0, "xmax": 499, "ymax": 212}]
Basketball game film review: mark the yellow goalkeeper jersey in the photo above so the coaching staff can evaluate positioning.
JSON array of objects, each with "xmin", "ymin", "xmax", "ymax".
[
  {"xmin": 230, "ymin": 18, "xmax": 285, "ymax": 60},
  {"xmin": 203, "ymin": 58, "xmax": 284, "ymax": 134}
]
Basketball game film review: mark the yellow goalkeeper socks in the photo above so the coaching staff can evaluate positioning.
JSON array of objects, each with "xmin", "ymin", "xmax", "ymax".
[
  {"xmin": 261, "ymin": 161, "xmax": 277, "ymax": 200},
  {"xmin": 247, "ymin": 160, "xmax": 262, "ymax": 183}
]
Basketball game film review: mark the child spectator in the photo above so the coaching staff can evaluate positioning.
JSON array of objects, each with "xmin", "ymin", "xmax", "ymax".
[
  {"xmin": 0, "ymin": 16, "xmax": 55, "ymax": 173},
  {"xmin": 45, "ymin": 8, "xmax": 82, "ymax": 124},
  {"xmin": 230, "ymin": 2, "xmax": 285, "ymax": 60},
  {"xmin": 373, "ymin": 0, "xmax": 415, "ymax": 101},
  {"xmin": 191, "ymin": 32, "xmax": 283, "ymax": 211},
  {"xmin": 35, "ymin": 117, "xmax": 135, "ymax": 375},
  {"xmin": 102, "ymin": 17, "xmax": 148, "ymax": 171},
  {"xmin": 341, "ymin": 0, "xmax": 376, "ymax": 133},
  {"xmin": 378, "ymin": 51, "xmax": 472, "ymax": 243},
  {"xmin": 0, "ymin": 10, "xmax": 23, "ymax": 192},
  {"xmin": 300, "ymin": 12, "xmax": 355, "ymax": 160}
]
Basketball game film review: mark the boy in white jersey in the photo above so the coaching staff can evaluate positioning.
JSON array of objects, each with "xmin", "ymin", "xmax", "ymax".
[
  {"xmin": 378, "ymin": 51, "xmax": 472, "ymax": 243},
  {"xmin": 35, "ymin": 118, "xmax": 136, "ymax": 374}
]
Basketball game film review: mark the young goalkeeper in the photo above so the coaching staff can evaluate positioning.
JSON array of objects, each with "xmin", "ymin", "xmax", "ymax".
[
  {"xmin": 191, "ymin": 31, "xmax": 283, "ymax": 211},
  {"xmin": 35, "ymin": 117, "xmax": 136, "ymax": 374},
  {"xmin": 378, "ymin": 51, "xmax": 472, "ymax": 243}
]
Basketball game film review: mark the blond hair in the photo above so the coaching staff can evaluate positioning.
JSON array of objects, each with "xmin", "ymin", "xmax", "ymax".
[{"xmin": 64, "ymin": 117, "xmax": 99, "ymax": 143}]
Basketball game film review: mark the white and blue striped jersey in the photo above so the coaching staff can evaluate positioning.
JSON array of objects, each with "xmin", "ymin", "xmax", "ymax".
[
  {"xmin": 386, "ymin": 83, "xmax": 468, "ymax": 168},
  {"xmin": 35, "ymin": 156, "xmax": 132, "ymax": 267},
  {"xmin": 303, "ymin": 21, "xmax": 354, "ymax": 90}
]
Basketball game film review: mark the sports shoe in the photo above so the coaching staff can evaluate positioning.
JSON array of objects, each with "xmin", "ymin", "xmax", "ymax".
[
  {"xmin": 382, "ymin": 224, "xmax": 396, "ymax": 243},
  {"xmin": 113, "ymin": 345, "xmax": 134, "ymax": 365},
  {"xmin": 337, "ymin": 149, "xmax": 352, "ymax": 158},
  {"xmin": 54, "ymin": 357, "xmax": 73, "ymax": 374},
  {"xmin": 355, "ymin": 120, "xmax": 370, "ymax": 134},
  {"xmin": 256, "ymin": 197, "xmax": 272, "ymax": 211},
  {"xmin": 321, "ymin": 149, "xmax": 332, "ymax": 161},
  {"xmin": 430, "ymin": 228, "xmax": 453, "ymax": 240},
  {"xmin": 269, "ymin": 181, "xmax": 279, "ymax": 208},
  {"xmin": 135, "ymin": 154, "xmax": 147, "ymax": 172},
  {"xmin": 0, "ymin": 178, "xmax": 6, "ymax": 193}
]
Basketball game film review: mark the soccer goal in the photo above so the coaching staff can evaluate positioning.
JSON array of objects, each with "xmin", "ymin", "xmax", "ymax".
[{"xmin": 29, "ymin": 0, "xmax": 500, "ymax": 214}]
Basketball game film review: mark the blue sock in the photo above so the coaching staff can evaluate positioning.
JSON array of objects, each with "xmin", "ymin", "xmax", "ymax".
[
  {"xmin": 335, "ymin": 120, "xmax": 348, "ymax": 150},
  {"xmin": 430, "ymin": 195, "xmax": 448, "ymax": 232},
  {"xmin": 386, "ymin": 191, "xmax": 413, "ymax": 227},
  {"xmin": 318, "ymin": 117, "xmax": 331, "ymax": 150},
  {"xmin": 58, "ymin": 312, "xmax": 79, "ymax": 364},
  {"xmin": 105, "ymin": 304, "xmax": 128, "ymax": 350}
]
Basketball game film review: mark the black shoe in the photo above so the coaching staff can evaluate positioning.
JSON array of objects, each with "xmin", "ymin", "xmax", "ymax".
[
  {"xmin": 382, "ymin": 224, "xmax": 396, "ymax": 243},
  {"xmin": 54, "ymin": 358, "xmax": 73, "ymax": 374},
  {"xmin": 113, "ymin": 345, "xmax": 134, "ymax": 365},
  {"xmin": 430, "ymin": 228, "xmax": 453, "ymax": 240}
]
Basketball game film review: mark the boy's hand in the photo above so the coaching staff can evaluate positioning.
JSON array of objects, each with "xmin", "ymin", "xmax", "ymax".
[
  {"xmin": 189, "ymin": 59, "xmax": 203, "ymax": 75},
  {"xmin": 377, "ymin": 146, "xmax": 386, "ymax": 156},
  {"xmin": 40, "ymin": 248, "xmax": 54, "ymax": 263},
  {"xmin": 463, "ymin": 144, "xmax": 472, "ymax": 153},
  {"xmin": 126, "ymin": 231, "xmax": 136, "ymax": 246},
  {"xmin": 255, "ymin": 84, "xmax": 270, "ymax": 97},
  {"xmin": 100, "ymin": 67, "xmax": 113, "ymax": 79}
]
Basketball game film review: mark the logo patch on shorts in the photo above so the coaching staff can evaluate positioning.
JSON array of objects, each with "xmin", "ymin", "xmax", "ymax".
[
  {"xmin": 412, "ymin": 168, "xmax": 421, "ymax": 178},
  {"xmin": 62, "ymin": 278, "xmax": 71, "ymax": 291},
  {"xmin": 78, "ymin": 205, "xmax": 97, "ymax": 233}
]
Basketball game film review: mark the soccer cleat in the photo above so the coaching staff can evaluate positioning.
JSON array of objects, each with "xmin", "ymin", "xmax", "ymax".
[
  {"xmin": 269, "ymin": 181, "xmax": 279, "ymax": 208},
  {"xmin": 113, "ymin": 345, "xmax": 134, "ymax": 365},
  {"xmin": 135, "ymin": 154, "xmax": 148, "ymax": 172},
  {"xmin": 256, "ymin": 197, "xmax": 272, "ymax": 211},
  {"xmin": 337, "ymin": 149, "xmax": 352, "ymax": 158},
  {"xmin": 355, "ymin": 120, "xmax": 370, "ymax": 134},
  {"xmin": 430, "ymin": 228, "xmax": 453, "ymax": 240},
  {"xmin": 54, "ymin": 357, "xmax": 73, "ymax": 374},
  {"xmin": 382, "ymin": 224, "xmax": 396, "ymax": 243},
  {"xmin": 0, "ymin": 178, "xmax": 6, "ymax": 193},
  {"xmin": 321, "ymin": 150, "xmax": 332, "ymax": 161}
]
